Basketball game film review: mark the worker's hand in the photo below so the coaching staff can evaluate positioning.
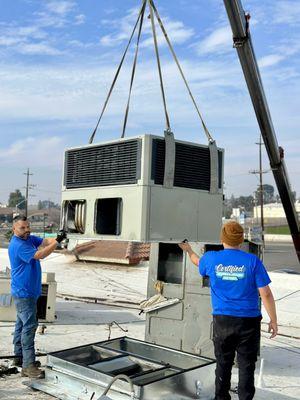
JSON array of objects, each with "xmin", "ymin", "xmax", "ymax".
[
  {"xmin": 178, "ymin": 241, "xmax": 192, "ymax": 253},
  {"xmin": 56, "ymin": 229, "xmax": 67, "ymax": 243},
  {"xmin": 268, "ymin": 320, "xmax": 278, "ymax": 338}
]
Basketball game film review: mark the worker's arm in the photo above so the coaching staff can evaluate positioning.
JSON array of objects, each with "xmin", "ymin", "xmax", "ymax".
[
  {"xmin": 41, "ymin": 238, "xmax": 57, "ymax": 247},
  {"xmin": 178, "ymin": 242, "xmax": 199, "ymax": 267},
  {"xmin": 34, "ymin": 230, "xmax": 67, "ymax": 260},
  {"xmin": 34, "ymin": 240, "xmax": 58, "ymax": 260},
  {"xmin": 258, "ymin": 285, "xmax": 278, "ymax": 338}
]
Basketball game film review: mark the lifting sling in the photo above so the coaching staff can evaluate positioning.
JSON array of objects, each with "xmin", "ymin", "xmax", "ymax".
[{"xmin": 88, "ymin": 0, "xmax": 219, "ymax": 192}]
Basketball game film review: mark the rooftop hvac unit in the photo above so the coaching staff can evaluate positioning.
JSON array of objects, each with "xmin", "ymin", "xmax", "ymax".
[{"xmin": 61, "ymin": 134, "xmax": 224, "ymax": 244}]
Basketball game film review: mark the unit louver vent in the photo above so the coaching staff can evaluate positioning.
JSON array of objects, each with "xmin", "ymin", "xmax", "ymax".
[
  {"xmin": 151, "ymin": 139, "xmax": 222, "ymax": 191},
  {"xmin": 64, "ymin": 140, "xmax": 141, "ymax": 189}
]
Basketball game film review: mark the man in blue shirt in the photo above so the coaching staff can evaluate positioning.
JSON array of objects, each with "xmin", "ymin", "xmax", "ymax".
[
  {"xmin": 179, "ymin": 221, "xmax": 277, "ymax": 400},
  {"xmin": 8, "ymin": 215, "xmax": 66, "ymax": 378}
]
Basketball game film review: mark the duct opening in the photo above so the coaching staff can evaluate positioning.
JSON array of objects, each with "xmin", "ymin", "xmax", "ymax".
[
  {"xmin": 89, "ymin": 355, "xmax": 163, "ymax": 377},
  {"xmin": 204, "ymin": 244, "xmax": 224, "ymax": 252},
  {"xmin": 64, "ymin": 200, "xmax": 86, "ymax": 234},
  {"xmin": 157, "ymin": 243, "xmax": 183, "ymax": 284},
  {"xmin": 54, "ymin": 345, "xmax": 119, "ymax": 366},
  {"xmin": 95, "ymin": 198, "xmax": 122, "ymax": 235},
  {"xmin": 37, "ymin": 284, "xmax": 48, "ymax": 320}
]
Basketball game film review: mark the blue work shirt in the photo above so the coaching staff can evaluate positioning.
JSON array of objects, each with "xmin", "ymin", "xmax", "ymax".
[
  {"xmin": 8, "ymin": 235, "xmax": 43, "ymax": 299},
  {"xmin": 199, "ymin": 249, "xmax": 271, "ymax": 317}
]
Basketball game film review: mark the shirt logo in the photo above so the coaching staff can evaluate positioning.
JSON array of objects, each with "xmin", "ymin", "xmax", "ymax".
[{"xmin": 215, "ymin": 264, "xmax": 245, "ymax": 281}]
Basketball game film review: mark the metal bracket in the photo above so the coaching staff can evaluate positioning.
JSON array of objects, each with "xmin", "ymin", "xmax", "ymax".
[
  {"xmin": 209, "ymin": 140, "xmax": 219, "ymax": 194},
  {"xmin": 196, "ymin": 380, "xmax": 203, "ymax": 397},
  {"xmin": 163, "ymin": 129, "xmax": 175, "ymax": 188},
  {"xmin": 233, "ymin": 12, "xmax": 250, "ymax": 48},
  {"xmin": 233, "ymin": 36, "xmax": 248, "ymax": 47}
]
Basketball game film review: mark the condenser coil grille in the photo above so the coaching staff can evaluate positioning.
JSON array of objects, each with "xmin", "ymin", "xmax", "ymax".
[
  {"xmin": 64, "ymin": 140, "xmax": 141, "ymax": 189},
  {"xmin": 151, "ymin": 139, "xmax": 222, "ymax": 191}
]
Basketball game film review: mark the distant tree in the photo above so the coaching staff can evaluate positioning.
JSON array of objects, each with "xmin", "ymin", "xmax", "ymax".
[
  {"xmin": 235, "ymin": 196, "xmax": 254, "ymax": 212},
  {"xmin": 223, "ymin": 197, "xmax": 233, "ymax": 219},
  {"xmin": 8, "ymin": 189, "xmax": 25, "ymax": 209},
  {"xmin": 263, "ymin": 184, "xmax": 275, "ymax": 203},
  {"xmin": 230, "ymin": 195, "xmax": 239, "ymax": 209},
  {"xmin": 223, "ymin": 194, "xmax": 254, "ymax": 218},
  {"xmin": 38, "ymin": 200, "xmax": 59, "ymax": 209},
  {"xmin": 255, "ymin": 184, "xmax": 275, "ymax": 205}
]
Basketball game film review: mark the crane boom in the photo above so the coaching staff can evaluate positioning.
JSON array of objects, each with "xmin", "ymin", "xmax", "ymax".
[{"xmin": 223, "ymin": 0, "xmax": 300, "ymax": 263}]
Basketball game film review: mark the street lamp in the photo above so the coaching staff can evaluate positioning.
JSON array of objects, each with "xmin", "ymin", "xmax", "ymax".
[{"xmin": 14, "ymin": 199, "xmax": 26, "ymax": 217}]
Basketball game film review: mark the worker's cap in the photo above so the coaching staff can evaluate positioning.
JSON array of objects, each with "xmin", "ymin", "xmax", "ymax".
[{"xmin": 220, "ymin": 221, "xmax": 244, "ymax": 247}]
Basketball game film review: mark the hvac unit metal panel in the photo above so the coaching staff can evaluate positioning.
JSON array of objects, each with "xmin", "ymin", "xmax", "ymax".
[
  {"xmin": 64, "ymin": 139, "xmax": 141, "ymax": 189},
  {"xmin": 182, "ymin": 293, "xmax": 213, "ymax": 356},
  {"xmin": 0, "ymin": 274, "xmax": 16, "ymax": 322},
  {"xmin": 147, "ymin": 317, "xmax": 183, "ymax": 349},
  {"xmin": 0, "ymin": 272, "xmax": 57, "ymax": 323},
  {"xmin": 151, "ymin": 139, "xmax": 212, "ymax": 190},
  {"xmin": 145, "ymin": 242, "xmax": 260, "ymax": 358},
  {"xmin": 37, "ymin": 281, "xmax": 57, "ymax": 322},
  {"xmin": 61, "ymin": 134, "xmax": 224, "ymax": 244},
  {"xmin": 148, "ymin": 186, "xmax": 222, "ymax": 242},
  {"xmin": 149, "ymin": 301, "xmax": 184, "ymax": 320},
  {"xmin": 145, "ymin": 242, "xmax": 214, "ymax": 358},
  {"xmin": 63, "ymin": 186, "xmax": 149, "ymax": 245}
]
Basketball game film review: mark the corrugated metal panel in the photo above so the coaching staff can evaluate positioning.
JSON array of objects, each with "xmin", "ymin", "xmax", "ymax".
[
  {"xmin": 151, "ymin": 138, "xmax": 214, "ymax": 191},
  {"xmin": 64, "ymin": 139, "xmax": 141, "ymax": 189}
]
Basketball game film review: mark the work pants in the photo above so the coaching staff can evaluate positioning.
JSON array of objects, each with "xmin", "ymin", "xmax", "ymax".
[
  {"xmin": 213, "ymin": 314, "xmax": 261, "ymax": 400},
  {"xmin": 13, "ymin": 297, "xmax": 38, "ymax": 368}
]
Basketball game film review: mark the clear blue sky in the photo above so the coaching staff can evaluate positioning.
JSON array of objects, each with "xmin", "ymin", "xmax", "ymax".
[{"xmin": 0, "ymin": 0, "xmax": 299, "ymax": 205}]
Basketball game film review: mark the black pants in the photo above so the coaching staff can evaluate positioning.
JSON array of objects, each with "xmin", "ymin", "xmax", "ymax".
[{"xmin": 213, "ymin": 315, "xmax": 261, "ymax": 400}]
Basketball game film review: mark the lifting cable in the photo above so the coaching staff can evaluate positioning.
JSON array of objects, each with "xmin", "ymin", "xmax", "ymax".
[
  {"xmin": 88, "ymin": 0, "xmax": 146, "ymax": 144},
  {"xmin": 148, "ymin": 0, "xmax": 171, "ymax": 132},
  {"xmin": 121, "ymin": 0, "xmax": 146, "ymax": 138},
  {"xmin": 149, "ymin": 0, "xmax": 214, "ymax": 144},
  {"xmin": 89, "ymin": 0, "xmax": 215, "ymax": 146}
]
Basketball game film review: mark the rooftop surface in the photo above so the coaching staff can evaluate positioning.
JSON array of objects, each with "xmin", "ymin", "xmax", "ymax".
[{"xmin": 0, "ymin": 248, "xmax": 299, "ymax": 399}]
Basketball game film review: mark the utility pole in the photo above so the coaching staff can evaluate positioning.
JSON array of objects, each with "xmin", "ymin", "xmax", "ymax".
[
  {"xmin": 249, "ymin": 135, "xmax": 269, "ymax": 248},
  {"xmin": 258, "ymin": 135, "xmax": 265, "ymax": 247},
  {"xmin": 23, "ymin": 168, "xmax": 33, "ymax": 218}
]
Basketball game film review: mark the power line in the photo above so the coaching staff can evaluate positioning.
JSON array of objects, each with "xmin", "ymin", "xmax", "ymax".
[{"xmin": 34, "ymin": 188, "xmax": 60, "ymax": 195}]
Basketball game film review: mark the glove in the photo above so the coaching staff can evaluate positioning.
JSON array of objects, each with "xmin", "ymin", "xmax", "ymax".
[{"xmin": 56, "ymin": 229, "xmax": 67, "ymax": 243}]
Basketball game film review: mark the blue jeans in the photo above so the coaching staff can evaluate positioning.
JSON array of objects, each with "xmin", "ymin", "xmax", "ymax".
[{"xmin": 13, "ymin": 297, "xmax": 38, "ymax": 368}]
